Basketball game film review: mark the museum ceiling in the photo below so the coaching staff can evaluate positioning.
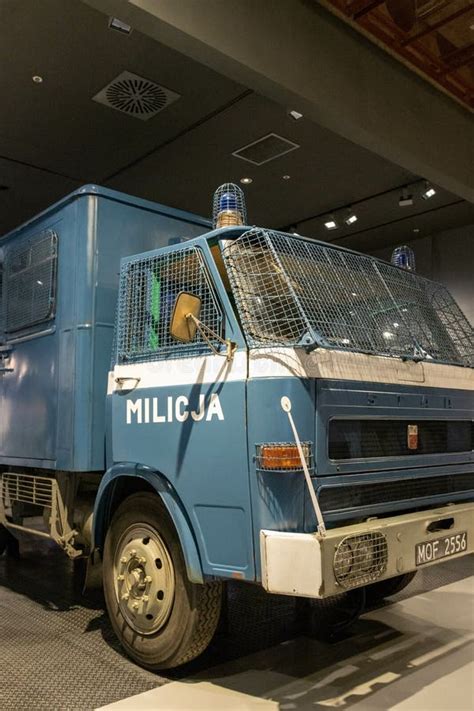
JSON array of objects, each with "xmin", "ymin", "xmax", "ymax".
[
  {"xmin": 0, "ymin": 0, "xmax": 472, "ymax": 253},
  {"xmin": 320, "ymin": 0, "xmax": 474, "ymax": 111}
]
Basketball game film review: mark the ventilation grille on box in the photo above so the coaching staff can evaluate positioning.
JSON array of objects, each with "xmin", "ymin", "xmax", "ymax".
[
  {"xmin": 232, "ymin": 133, "xmax": 299, "ymax": 165},
  {"xmin": 93, "ymin": 71, "xmax": 180, "ymax": 121}
]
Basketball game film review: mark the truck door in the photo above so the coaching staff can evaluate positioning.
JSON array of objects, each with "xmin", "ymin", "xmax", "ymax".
[
  {"xmin": 110, "ymin": 242, "xmax": 254, "ymax": 580},
  {"xmin": 0, "ymin": 229, "xmax": 59, "ymax": 464}
]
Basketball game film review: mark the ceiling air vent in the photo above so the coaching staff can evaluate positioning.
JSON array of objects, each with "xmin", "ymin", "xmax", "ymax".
[
  {"xmin": 92, "ymin": 70, "xmax": 180, "ymax": 121},
  {"xmin": 232, "ymin": 133, "xmax": 299, "ymax": 166}
]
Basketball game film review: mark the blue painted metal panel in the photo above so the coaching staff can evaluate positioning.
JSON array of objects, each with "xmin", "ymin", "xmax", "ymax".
[
  {"xmin": 315, "ymin": 379, "xmax": 474, "ymax": 476},
  {"xmin": 246, "ymin": 376, "xmax": 315, "ymax": 578},
  {"xmin": 110, "ymin": 378, "xmax": 254, "ymax": 579},
  {"xmin": 93, "ymin": 463, "xmax": 204, "ymax": 584},
  {"xmin": 0, "ymin": 186, "xmax": 209, "ymax": 470}
]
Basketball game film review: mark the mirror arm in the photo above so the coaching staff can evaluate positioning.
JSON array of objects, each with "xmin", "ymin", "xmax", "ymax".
[{"xmin": 186, "ymin": 314, "xmax": 237, "ymax": 362}]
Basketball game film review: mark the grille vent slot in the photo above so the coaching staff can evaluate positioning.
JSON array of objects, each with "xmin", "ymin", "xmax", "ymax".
[
  {"xmin": 93, "ymin": 71, "xmax": 180, "ymax": 120},
  {"xmin": 232, "ymin": 133, "xmax": 299, "ymax": 165}
]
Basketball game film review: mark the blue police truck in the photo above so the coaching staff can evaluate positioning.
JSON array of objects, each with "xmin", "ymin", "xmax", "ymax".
[{"xmin": 0, "ymin": 185, "xmax": 473, "ymax": 670}]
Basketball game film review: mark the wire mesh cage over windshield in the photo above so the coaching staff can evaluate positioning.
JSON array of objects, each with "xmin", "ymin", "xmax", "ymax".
[
  {"xmin": 5, "ymin": 229, "xmax": 58, "ymax": 334},
  {"xmin": 117, "ymin": 246, "xmax": 224, "ymax": 363},
  {"xmin": 221, "ymin": 228, "xmax": 473, "ymax": 366}
]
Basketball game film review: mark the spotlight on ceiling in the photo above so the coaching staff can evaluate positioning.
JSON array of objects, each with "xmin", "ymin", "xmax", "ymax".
[
  {"xmin": 324, "ymin": 217, "xmax": 338, "ymax": 231},
  {"xmin": 399, "ymin": 187, "xmax": 413, "ymax": 207},
  {"xmin": 288, "ymin": 109, "xmax": 303, "ymax": 120},
  {"xmin": 108, "ymin": 17, "xmax": 132, "ymax": 34},
  {"xmin": 240, "ymin": 177, "xmax": 253, "ymax": 184},
  {"xmin": 344, "ymin": 209, "xmax": 358, "ymax": 226},
  {"xmin": 32, "ymin": 75, "xmax": 43, "ymax": 84},
  {"xmin": 421, "ymin": 182, "xmax": 436, "ymax": 200}
]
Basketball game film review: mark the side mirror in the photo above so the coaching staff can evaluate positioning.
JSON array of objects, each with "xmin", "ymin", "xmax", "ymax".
[{"xmin": 170, "ymin": 292, "xmax": 202, "ymax": 343}]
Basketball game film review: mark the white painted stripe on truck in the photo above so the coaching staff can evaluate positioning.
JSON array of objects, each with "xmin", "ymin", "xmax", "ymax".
[
  {"xmin": 108, "ymin": 347, "xmax": 474, "ymax": 393},
  {"xmin": 249, "ymin": 348, "xmax": 474, "ymax": 390},
  {"xmin": 108, "ymin": 350, "xmax": 247, "ymax": 393}
]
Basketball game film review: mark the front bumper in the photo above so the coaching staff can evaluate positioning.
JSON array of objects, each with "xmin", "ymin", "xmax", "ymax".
[{"xmin": 260, "ymin": 501, "xmax": 474, "ymax": 598}]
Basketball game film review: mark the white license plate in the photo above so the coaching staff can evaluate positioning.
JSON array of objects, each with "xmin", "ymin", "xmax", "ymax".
[{"xmin": 415, "ymin": 531, "xmax": 467, "ymax": 566}]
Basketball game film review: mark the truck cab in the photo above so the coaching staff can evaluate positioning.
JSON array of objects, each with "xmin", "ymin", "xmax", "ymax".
[{"xmin": 1, "ymin": 191, "xmax": 473, "ymax": 671}]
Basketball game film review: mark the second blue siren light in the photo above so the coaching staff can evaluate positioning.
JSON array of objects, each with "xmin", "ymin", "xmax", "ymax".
[
  {"xmin": 212, "ymin": 182, "xmax": 247, "ymax": 229},
  {"xmin": 391, "ymin": 244, "xmax": 416, "ymax": 272}
]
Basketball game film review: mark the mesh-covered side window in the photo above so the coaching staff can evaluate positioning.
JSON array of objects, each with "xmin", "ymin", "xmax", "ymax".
[
  {"xmin": 5, "ymin": 230, "xmax": 58, "ymax": 334},
  {"xmin": 117, "ymin": 247, "xmax": 223, "ymax": 363}
]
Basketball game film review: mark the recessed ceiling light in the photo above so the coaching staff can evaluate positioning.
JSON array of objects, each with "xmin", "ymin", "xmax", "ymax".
[
  {"xmin": 421, "ymin": 183, "xmax": 436, "ymax": 200},
  {"xmin": 282, "ymin": 174, "xmax": 291, "ymax": 180},
  {"xmin": 108, "ymin": 17, "xmax": 132, "ymax": 34},
  {"xmin": 32, "ymin": 75, "xmax": 43, "ymax": 84},
  {"xmin": 344, "ymin": 209, "xmax": 358, "ymax": 226},
  {"xmin": 324, "ymin": 218, "xmax": 338, "ymax": 230},
  {"xmin": 288, "ymin": 109, "xmax": 303, "ymax": 120},
  {"xmin": 413, "ymin": 227, "xmax": 420, "ymax": 233},
  {"xmin": 240, "ymin": 177, "xmax": 253, "ymax": 184}
]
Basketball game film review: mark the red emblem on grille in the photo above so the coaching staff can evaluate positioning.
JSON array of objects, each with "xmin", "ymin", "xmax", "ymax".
[{"xmin": 407, "ymin": 424, "xmax": 418, "ymax": 450}]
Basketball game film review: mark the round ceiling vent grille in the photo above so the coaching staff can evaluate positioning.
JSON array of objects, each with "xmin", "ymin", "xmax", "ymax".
[
  {"xmin": 106, "ymin": 78, "xmax": 167, "ymax": 116},
  {"xmin": 93, "ymin": 71, "xmax": 180, "ymax": 121}
]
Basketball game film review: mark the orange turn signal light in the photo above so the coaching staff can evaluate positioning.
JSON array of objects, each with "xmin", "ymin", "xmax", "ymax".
[{"xmin": 259, "ymin": 444, "xmax": 309, "ymax": 470}]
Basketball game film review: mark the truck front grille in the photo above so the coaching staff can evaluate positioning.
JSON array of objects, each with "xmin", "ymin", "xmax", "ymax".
[
  {"xmin": 328, "ymin": 419, "xmax": 473, "ymax": 460},
  {"xmin": 319, "ymin": 473, "xmax": 473, "ymax": 514}
]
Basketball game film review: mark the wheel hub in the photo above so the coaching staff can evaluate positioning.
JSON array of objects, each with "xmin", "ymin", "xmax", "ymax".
[{"xmin": 113, "ymin": 524, "xmax": 175, "ymax": 635}]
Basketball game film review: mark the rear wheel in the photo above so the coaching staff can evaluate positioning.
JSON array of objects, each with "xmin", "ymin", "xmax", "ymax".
[
  {"xmin": 103, "ymin": 493, "xmax": 222, "ymax": 670},
  {"xmin": 365, "ymin": 572, "xmax": 416, "ymax": 605}
]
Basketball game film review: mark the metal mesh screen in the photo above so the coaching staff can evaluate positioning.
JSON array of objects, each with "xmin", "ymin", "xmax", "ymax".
[
  {"xmin": 5, "ymin": 230, "xmax": 58, "ymax": 334},
  {"xmin": 333, "ymin": 532, "xmax": 388, "ymax": 588},
  {"xmin": 117, "ymin": 246, "xmax": 224, "ymax": 363},
  {"xmin": 212, "ymin": 183, "xmax": 247, "ymax": 229},
  {"xmin": 255, "ymin": 442, "xmax": 313, "ymax": 471},
  {"xmin": 222, "ymin": 229, "xmax": 473, "ymax": 366}
]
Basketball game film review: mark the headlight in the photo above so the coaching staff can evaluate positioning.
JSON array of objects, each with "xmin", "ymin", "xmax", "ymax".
[{"xmin": 334, "ymin": 532, "xmax": 387, "ymax": 588}]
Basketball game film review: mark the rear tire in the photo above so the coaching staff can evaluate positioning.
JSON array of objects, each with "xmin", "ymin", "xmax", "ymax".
[
  {"xmin": 0, "ymin": 524, "xmax": 19, "ymax": 557},
  {"xmin": 365, "ymin": 572, "xmax": 416, "ymax": 605},
  {"xmin": 0, "ymin": 525, "xmax": 7, "ymax": 556},
  {"xmin": 103, "ymin": 492, "xmax": 221, "ymax": 670}
]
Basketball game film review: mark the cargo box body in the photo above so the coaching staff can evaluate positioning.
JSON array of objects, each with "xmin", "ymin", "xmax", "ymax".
[{"xmin": 0, "ymin": 185, "xmax": 208, "ymax": 471}]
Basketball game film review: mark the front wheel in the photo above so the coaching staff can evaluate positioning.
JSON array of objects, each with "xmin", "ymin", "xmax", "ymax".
[{"xmin": 103, "ymin": 493, "xmax": 222, "ymax": 670}]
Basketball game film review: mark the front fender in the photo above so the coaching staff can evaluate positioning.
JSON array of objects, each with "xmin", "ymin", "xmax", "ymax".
[{"xmin": 92, "ymin": 462, "xmax": 204, "ymax": 584}]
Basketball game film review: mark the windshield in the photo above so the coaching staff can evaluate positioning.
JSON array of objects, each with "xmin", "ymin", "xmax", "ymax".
[{"xmin": 221, "ymin": 228, "xmax": 473, "ymax": 367}]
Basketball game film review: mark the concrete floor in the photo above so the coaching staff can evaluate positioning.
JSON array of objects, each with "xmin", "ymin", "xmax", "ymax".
[
  {"xmin": 97, "ymin": 573, "xmax": 474, "ymax": 711},
  {"xmin": 0, "ymin": 535, "xmax": 472, "ymax": 710}
]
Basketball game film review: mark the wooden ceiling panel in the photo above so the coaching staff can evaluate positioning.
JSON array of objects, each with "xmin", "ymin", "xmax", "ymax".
[{"xmin": 320, "ymin": 0, "xmax": 474, "ymax": 110}]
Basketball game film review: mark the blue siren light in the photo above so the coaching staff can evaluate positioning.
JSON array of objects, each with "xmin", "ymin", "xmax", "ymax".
[
  {"xmin": 391, "ymin": 245, "xmax": 416, "ymax": 272},
  {"xmin": 212, "ymin": 183, "xmax": 247, "ymax": 229}
]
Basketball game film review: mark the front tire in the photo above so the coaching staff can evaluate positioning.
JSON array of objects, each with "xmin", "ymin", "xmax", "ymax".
[{"xmin": 103, "ymin": 492, "xmax": 222, "ymax": 670}]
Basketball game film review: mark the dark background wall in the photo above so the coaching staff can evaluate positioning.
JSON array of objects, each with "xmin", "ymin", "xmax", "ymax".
[{"xmin": 370, "ymin": 224, "xmax": 473, "ymax": 324}]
